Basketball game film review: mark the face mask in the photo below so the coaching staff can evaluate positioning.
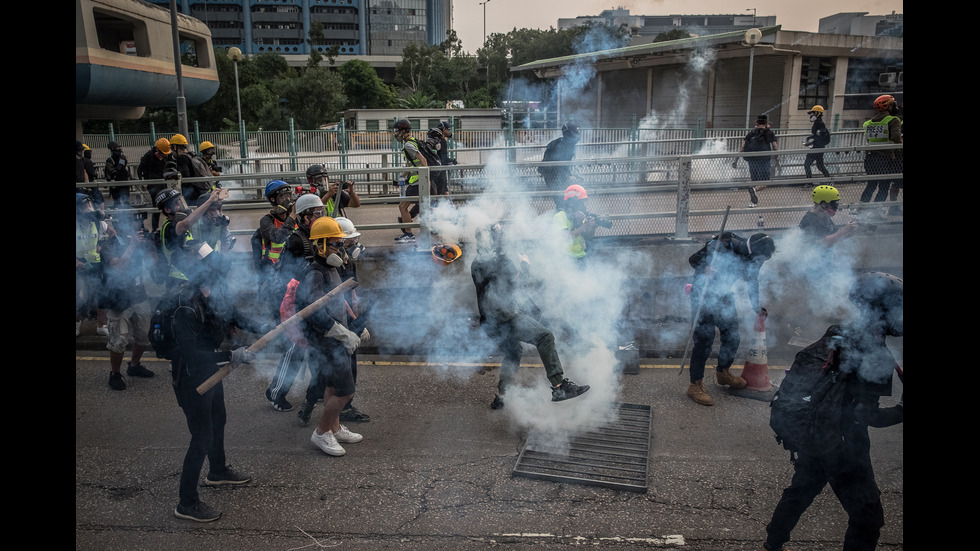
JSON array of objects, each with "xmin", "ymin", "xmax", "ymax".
[
  {"xmin": 347, "ymin": 243, "xmax": 364, "ymax": 260},
  {"xmin": 326, "ymin": 252, "xmax": 345, "ymax": 267},
  {"xmin": 809, "ymin": 114, "xmax": 818, "ymax": 122}
]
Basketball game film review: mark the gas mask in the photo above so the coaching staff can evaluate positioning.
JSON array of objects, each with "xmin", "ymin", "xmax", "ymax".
[
  {"xmin": 809, "ymin": 114, "xmax": 818, "ymax": 123},
  {"xmin": 346, "ymin": 242, "xmax": 364, "ymax": 260},
  {"xmin": 326, "ymin": 251, "xmax": 346, "ymax": 267}
]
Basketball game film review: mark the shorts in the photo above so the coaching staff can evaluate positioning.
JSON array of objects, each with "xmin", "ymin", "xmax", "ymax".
[
  {"xmin": 309, "ymin": 342, "xmax": 356, "ymax": 396},
  {"xmin": 404, "ymin": 183, "xmax": 419, "ymax": 198},
  {"xmin": 106, "ymin": 300, "xmax": 152, "ymax": 353}
]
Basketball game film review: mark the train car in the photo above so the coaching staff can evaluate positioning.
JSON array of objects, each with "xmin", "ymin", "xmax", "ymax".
[{"xmin": 76, "ymin": 0, "xmax": 218, "ymax": 122}]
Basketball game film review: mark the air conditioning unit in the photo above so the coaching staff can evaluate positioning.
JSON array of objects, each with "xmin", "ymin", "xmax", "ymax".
[{"xmin": 878, "ymin": 72, "xmax": 897, "ymax": 85}]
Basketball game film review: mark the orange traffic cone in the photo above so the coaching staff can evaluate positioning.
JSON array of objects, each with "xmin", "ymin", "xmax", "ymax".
[{"xmin": 730, "ymin": 311, "xmax": 775, "ymax": 400}]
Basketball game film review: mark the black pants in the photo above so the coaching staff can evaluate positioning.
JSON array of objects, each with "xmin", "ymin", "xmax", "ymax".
[
  {"xmin": 173, "ymin": 366, "xmax": 227, "ymax": 506},
  {"xmin": 861, "ymin": 153, "xmax": 900, "ymax": 202},
  {"xmin": 765, "ymin": 449, "xmax": 884, "ymax": 551},
  {"xmin": 804, "ymin": 151, "xmax": 829, "ymax": 178},
  {"xmin": 689, "ymin": 293, "xmax": 740, "ymax": 383}
]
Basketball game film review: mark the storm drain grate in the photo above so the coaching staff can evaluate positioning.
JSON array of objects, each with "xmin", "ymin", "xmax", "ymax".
[{"xmin": 513, "ymin": 403, "xmax": 651, "ymax": 493}]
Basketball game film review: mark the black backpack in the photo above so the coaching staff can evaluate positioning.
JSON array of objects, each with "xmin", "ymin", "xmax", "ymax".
[
  {"xmin": 769, "ymin": 325, "xmax": 849, "ymax": 461},
  {"xmin": 147, "ymin": 287, "xmax": 183, "ymax": 360},
  {"xmin": 743, "ymin": 128, "xmax": 773, "ymax": 154}
]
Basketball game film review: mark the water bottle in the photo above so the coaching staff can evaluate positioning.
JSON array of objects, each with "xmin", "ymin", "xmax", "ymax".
[
  {"xmin": 398, "ymin": 176, "xmax": 406, "ymax": 198},
  {"xmin": 757, "ymin": 215, "xmax": 765, "ymax": 228}
]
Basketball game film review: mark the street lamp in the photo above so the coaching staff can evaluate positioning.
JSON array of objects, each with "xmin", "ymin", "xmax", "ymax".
[
  {"xmin": 227, "ymin": 46, "xmax": 246, "ymax": 160},
  {"xmin": 743, "ymin": 28, "xmax": 762, "ymax": 129},
  {"xmin": 480, "ymin": 0, "xmax": 491, "ymax": 46}
]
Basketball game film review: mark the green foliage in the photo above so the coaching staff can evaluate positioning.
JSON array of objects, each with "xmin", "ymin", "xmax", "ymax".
[
  {"xmin": 339, "ymin": 59, "xmax": 397, "ymax": 109},
  {"xmin": 278, "ymin": 67, "xmax": 347, "ymax": 129},
  {"xmin": 653, "ymin": 29, "xmax": 691, "ymax": 43}
]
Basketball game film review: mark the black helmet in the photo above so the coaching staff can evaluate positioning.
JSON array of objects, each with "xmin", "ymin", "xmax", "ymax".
[
  {"xmin": 747, "ymin": 233, "xmax": 775, "ymax": 260},
  {"xmin": 306, "ymin": 164, "xmax": 327, "ymax": 179},
  {"xmin": 393, "ymin": 119, "xmax": 412, "ymax": 133},
  {"xmin": 561, "ymin": 123, "xmax": 580, "ymax": 140},
  {"xmin": 154, "ymin": 188, "xmax": 181, "ymax": 211},
  {"xmin": 849, "ymin": 272, "xmax": 903, "ymax": 336},
  {"xmin": 107, "ymin": 141, "xmax": 121, "ymax": 151}
]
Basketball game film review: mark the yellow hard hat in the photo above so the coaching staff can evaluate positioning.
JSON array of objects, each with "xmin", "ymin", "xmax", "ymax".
[
  {"xmin": 82, "ymin": 144, "xmax": 91, "ymax": 151},
  {"xmin": 432, "ymin": 243, "xmax": 462, "ymax": 266},
  {"xmin": 155, "ymin": 138, "xmax": 171, "ymax": 155},
  {"xmin": 808, "ymin": 105, "xmax": 824, "ymax": 114},
  {"xmin": 309, "ymin": 216, "xmax": 348, "ymax": 240},
  {"xmin": 170, "ymin": 133, "xmax": 189, "ymax": 146},
  {"xmin": 200, "ymin": 141, "xmax": 215, "ymax": 151}
]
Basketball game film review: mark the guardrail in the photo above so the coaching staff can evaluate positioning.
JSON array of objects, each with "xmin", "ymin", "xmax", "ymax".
[{"xmin": 82, "ymin": 139, "xmax": 902, "ymax": 243}]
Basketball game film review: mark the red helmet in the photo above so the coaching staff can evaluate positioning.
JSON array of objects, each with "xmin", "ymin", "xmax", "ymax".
[
  {"xmin": 563, "ymin": 184, "xmax": 588, "ymax": 201},
  {"xmin": 873, "ymin": 95, "xmax": 896, "ymax": 112}
]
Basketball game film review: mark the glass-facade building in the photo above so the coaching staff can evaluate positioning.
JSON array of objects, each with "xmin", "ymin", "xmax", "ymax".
[{"xmin": 151, "ymin": 0, "xmax": 451, "ymax": 57}]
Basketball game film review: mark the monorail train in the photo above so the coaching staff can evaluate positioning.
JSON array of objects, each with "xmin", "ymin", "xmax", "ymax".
[{"xmin": 76, "ymin": 0, "xmax": 219, "ymax": 122}]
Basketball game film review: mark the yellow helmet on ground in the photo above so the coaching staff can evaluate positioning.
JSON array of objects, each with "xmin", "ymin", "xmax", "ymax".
[{"xmin": 432, "ymin": 243, "xmax": 462, "ymax": 265}]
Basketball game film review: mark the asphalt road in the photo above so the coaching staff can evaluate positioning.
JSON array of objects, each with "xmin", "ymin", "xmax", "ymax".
[{"xmin": 75, "ymin": 349, "xmax": 904, "ymax": 550}]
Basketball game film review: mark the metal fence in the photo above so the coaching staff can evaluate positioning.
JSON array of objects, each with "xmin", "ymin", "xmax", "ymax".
[{"xmin": 79, "ymin": 130, "xmax": 901, "ymax": 241}]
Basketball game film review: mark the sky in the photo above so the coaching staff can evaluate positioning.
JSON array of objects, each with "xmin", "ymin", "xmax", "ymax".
[{"xmin": 449, "ymin": 0, "xmax": 904, "ymax": 53}]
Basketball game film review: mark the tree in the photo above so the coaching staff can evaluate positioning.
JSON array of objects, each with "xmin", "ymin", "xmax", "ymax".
[
  {"xmin": 339, "ymin": 59, "xmax": 397, "ymax": 109},
  {"xmin": 278, "ymin": 67, "xmax": 347, "ymax": 129},
  {"xmin": 653, "ymin": 29, "xmax": 691, "ymax": 43}
]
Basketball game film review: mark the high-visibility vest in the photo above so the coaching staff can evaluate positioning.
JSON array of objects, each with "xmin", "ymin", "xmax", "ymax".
[
  {"xmin": 402, "ymin": 137, "xmax": 425, "ymax": 184},
  {"xmin": 76, "ymin": 220, "xmax": 100, "ymax": 264},
  {"xmin": 554, "ymin": 211, "xmax": 587, "ymax": 259},
  {"xmin": 260, "ymin": 216, "xmax": 289, "ymax": 265},
  {"xmin": 160, "ymin": 218, "xmax": 194, "ymax": 281},
  {"xmin": 863, "ymin": 115, "xmax": 900, "ymax": 143}
]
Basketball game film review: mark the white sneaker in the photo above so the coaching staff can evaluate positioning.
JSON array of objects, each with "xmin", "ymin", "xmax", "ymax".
[
  {"xmin": 334, "ymin": 425, "xmax": 363, "ymax": 443},
  {"xmin": 311, "ymin": 429, "xmax": 346, "ymax": 456}
]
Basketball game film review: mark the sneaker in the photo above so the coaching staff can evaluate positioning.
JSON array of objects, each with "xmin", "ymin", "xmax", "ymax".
[
  {"xmin": 339, "ymin": 405, "xmax": 371, "ymax": 423},
  {"xmin": 334, "ymin": 424, "xmax": 363, "ymax": 443},
  {"xmin": 490, "ymin": 394, "xmax": 505, "ymax": 410},
  {"xmin": 716, "ymin": 368, "xmax": 747, "ymax": 389},
  {"xmin": 297, "ymin": 399, "xmax": 316, "ymax": 427},
  {"xmin": 393, "ymin": 233, "xmax": 416, "ymax": 243},
  {"xmin": 748, "ymin": 202, "xmax": 758, "ymax": 208},
  {"xmin": 551, "ymin": 379, "xmax": 590, "ymax": 402},
  {"xmin": 205, "ymin": 466, "xmax": 252, "ymax": 486},
  {"xmin": 687, "ymin": 380, "xmax": 713, "ymax": 406},
  {"xmin": 126, "ymin": 362, "xmax": 154, "ymax": 378},
  {"xmin": 265, "ymin": 388, "xmax": 293, "ymax": 412},
  {"xmin": 97, "ymin": 325, "xmax": 109, "ymax": 336},
  {"xmin": 174, "ymin": 501, "xmax": 221, "ymax": 522},
  {"xmin": 311, "ymin": 428, "xmax": 346, "ymax": 456},
  {"xmin": 108, "ymin": 371, "xmax": 126, "ymax": 391}
]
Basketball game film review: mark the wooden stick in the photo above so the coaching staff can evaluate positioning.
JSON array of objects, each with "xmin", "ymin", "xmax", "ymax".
[{"xmin": 196, "ymin": 278, "xmax": 358, "ymax": 395}]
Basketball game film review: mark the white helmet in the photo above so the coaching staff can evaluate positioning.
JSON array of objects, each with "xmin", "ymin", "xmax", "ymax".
[
  {"xmin": 295, "ymin": 193, "xmax": 324, "ymax": 215},
  {"xmin": 335, "ymin": 217, "xmax": 360, "ymax": 239}
]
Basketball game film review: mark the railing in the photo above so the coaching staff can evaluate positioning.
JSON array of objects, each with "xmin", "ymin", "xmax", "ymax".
[{"xmin": 81, "ymin": 138, "xmax": 903, "ymax": 245}]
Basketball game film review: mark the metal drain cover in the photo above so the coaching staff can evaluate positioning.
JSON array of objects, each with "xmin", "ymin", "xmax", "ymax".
[{"xmin": 513, "ymin": 403, "xmax": 651, "ymax": 493}]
